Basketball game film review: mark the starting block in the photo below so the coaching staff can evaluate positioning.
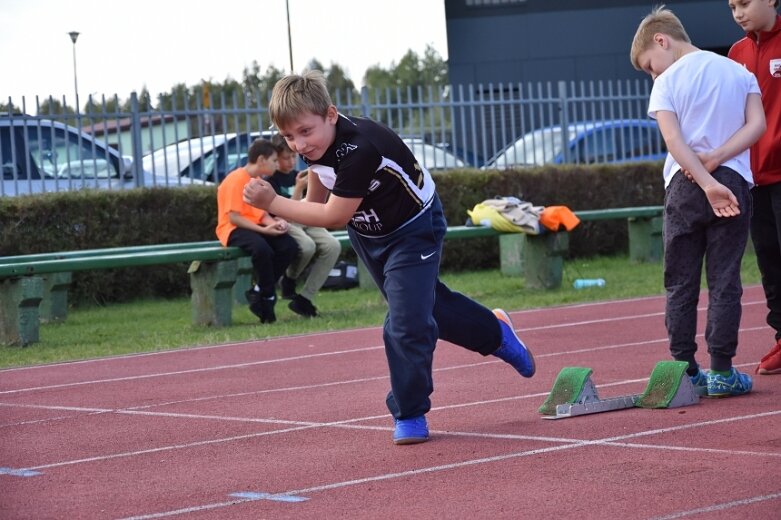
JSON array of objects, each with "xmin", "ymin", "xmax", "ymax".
[{"xmin": 539, "ymin": 361, "xmax": 700, "ymax": 420}]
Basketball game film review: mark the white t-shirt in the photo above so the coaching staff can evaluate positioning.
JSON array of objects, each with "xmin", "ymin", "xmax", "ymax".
[{"xmin": 647, "ymin": 50, "xmax": 761, "ymax": 188}]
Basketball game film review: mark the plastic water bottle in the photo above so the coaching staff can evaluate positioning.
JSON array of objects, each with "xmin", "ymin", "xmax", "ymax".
[{"xmin": 573, "ymin": 278, "xmax": 606, "ymax": 289}]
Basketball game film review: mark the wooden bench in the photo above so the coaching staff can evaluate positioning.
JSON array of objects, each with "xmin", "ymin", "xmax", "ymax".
[{"xmin": 0, "ymin": 205, "xmax": 663, "ymax": 346}]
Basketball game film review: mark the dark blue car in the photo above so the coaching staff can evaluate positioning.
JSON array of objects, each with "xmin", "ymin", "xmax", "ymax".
[{"xmin": 484, "ymin": 119, "xmax": 667, "ymax": 169}]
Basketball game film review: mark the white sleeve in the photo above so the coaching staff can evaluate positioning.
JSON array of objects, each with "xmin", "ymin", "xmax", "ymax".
[{"xmin": 647, "ymin": 77, "xmax": 674, "ymax": 120}]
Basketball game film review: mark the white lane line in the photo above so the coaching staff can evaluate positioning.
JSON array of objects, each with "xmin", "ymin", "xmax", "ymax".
[
  {"xmin": 0, "ymin": 352, "xmax": 764, "ymax": 433},
  {"xmin": 6, "ymin": 393, "xmax": 779, "ymax": 473},
  {"xmin": 0, "ymin": 326, "xmax": 386, "ymax": 374},
  {"xmin": 523, "ymin": 299, "xmax": 764, "ymax": 332},
  {"xmin": 116, "ymin": 408, "xmax": 781, "ymax": 520},
  {"xmin": 0, "ymin": 319, "xmax": 769, "ymax": 398},
  {"xmin": 0, "ymin": 296, "xmax": 765, "ymax": 380},
  {"xmin": 646, "ymin": 492, "xmax": 781, "ymax": 519},
  {"xmin": 599, "ymin": 441, "xmax": 781, "ymax": 458},
  {"xmin": 2, "ymin": 295, "xmax": 672, "ymax": 374},
  {"xmin": 0, "ymin": 345, "xmax": 384, "ymax": 396}
]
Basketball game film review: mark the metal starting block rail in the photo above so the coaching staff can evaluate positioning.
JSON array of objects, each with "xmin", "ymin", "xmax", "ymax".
[{"xmin": 539, "ymin": 361, "xmax": 701, "ymax": 420}]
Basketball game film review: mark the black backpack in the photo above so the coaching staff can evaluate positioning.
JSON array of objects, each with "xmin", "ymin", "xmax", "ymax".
[{"xmin": 321, "ymin": 261, "xmax": 359, "ymax": 290}]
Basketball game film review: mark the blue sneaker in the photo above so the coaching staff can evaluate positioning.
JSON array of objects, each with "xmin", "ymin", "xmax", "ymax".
[
  {"xmin": 689, "ymin": 369, "xmax": 708, "ymax": 396},
  {"xmin": 393, "ymin": 415, "xmax": 429, "ymax": 445},
  {"xmin": 707, "ymin": 368, "xmax": 752, "ymax": 398},
  {"xmin": 492, "ymin": 309, "xmax": 535, "ymax": 378}
]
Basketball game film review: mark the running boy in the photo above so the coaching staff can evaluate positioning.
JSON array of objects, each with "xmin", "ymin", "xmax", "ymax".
[
  {"xmin": 266, "ymin": 134, "xmax": 341, "ymax": 318},
  {"xmin": 728, "ymin": 0, "xmax": 781, "ymax": 375},
  {"xmin": 243, "ymin": 70, "xmax": 536, "ymax": 445},
  {"xmin": 630, "ymin": 6, "xmax": 766, "ymax": 396},
  {"xmin": 216, "ymin": 138, "xmax": 299, "ymax": 324}
]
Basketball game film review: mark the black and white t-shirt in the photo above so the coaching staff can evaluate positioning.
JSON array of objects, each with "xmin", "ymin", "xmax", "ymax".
[{"xmin": 305, "ymin": 114, "xmax": 436, "ymax": 237}]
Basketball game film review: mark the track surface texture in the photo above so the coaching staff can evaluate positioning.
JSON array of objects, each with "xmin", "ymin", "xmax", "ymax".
[{"xmin": 1, "ymin": 285, "xmax": 778, "ymax": 519}]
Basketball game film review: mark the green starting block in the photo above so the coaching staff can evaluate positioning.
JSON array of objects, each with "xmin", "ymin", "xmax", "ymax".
[{"xmin": 539, "ymin": 361, "xmax": 700, "ymax": 420}]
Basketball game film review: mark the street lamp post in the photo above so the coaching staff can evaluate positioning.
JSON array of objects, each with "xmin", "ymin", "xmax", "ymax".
[
  {"xmin": 68, "ymin": 31, "xmax": 80, "ymax": 111},
  {"xmin": 285, "ymin": 0, "xmax": 294, "ymax": 73}
]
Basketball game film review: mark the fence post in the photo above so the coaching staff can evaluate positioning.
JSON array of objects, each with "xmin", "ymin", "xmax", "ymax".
[
  {"xmin": 558, "ymin": 80, "xmax": 571, "ymax": 164},
  {"xmin": 360, "ymin": 87, "xmax": 370, "ymax": 118},
  {"xmin": 129, "ymin": 92, "xmax": 145, "ymax": 187}
]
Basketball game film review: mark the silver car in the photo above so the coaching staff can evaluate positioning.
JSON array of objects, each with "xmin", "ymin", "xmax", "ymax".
[{"xmin": 142, "ymin": 132, "xmax": 270, "ymax": 185}]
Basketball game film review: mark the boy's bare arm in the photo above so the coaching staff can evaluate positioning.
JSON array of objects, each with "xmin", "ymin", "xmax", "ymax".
[
  {"xmin": 304, "ymin": 171, "xmax": 329, "ymax": 203},
  {"xmin": 244, "ymin": 177, "xmax": 362, "ymax": 228},
  {"xmin": 656, "ymin": 110, "xmax": 740, "ymax": 217},
  {"xmin": 229, "ymin": 211, "xmax": 286, "ymax": 236},
  {"xmin": 291, "ymin": 170, "xmax": 308, "ymax": 201}
]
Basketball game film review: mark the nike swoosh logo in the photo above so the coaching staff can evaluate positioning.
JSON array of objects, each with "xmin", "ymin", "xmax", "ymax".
[{"xmin": 420, "ymin": 252, "xmax": 436, "ymax": 260}]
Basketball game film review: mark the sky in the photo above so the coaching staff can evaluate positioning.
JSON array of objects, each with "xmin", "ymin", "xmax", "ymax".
[{"xmin": 0, "ymin": 0, "xmax": 449, "ymax": 104}]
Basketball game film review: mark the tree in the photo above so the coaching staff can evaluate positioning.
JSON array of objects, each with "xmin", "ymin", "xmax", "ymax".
[
  {"xmin": 156, "ymin": 83, "xmax": 190, "ymax": 111},
  {"xmin": 325, "ymin": 64, "xmax": 358, "ymax": 103},
  {"xmin": 37, "ymin": 97, "xmax": 73, "ymax": 117},
  {"xmin": 0, "ymin": 100, "xmax": 21, "ymax": 114},
  {"xmin": 420, "ymin": 44, "xmax": 448, "ymax": 86}
]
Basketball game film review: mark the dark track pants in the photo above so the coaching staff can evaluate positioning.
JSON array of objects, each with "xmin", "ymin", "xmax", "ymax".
[
  {"xmin": 348, "ymin": 195, "xmax": 502, "ymax": 420},
  {"xmin": 750, "ymin": 182, "xmax": 781, "ymax": 341},
  {"xmin": 663, "ymin": 167, "xmax": 751, "ymax": 372},
  {"xmin": 228, "ymin": 228, "xmax": 299, "ymax": 297}
]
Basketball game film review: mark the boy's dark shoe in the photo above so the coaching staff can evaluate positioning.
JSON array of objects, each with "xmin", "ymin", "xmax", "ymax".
[
  {"xmin": 279, "ymin": 275, "xmax": 297, "ymax": 300},
  {"xmin": 393, "ymin": 415, "xmax": 429, "ymax": 445},
  {"xmin": 492, "ymin": 308, "xmax": 535, "ymax": 378},
  {"xmin": 288, "ymin": 294, "xmax": 318, "ymax": 317},
  {"xmin": 246, "ymin": 290, "xmax": 276, "ymax": 323}
]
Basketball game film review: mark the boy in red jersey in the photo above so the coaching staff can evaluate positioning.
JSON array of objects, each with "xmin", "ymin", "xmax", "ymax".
[{"xmin": 728, "ymin": 0, "xmax": 781, "ymax": 374}]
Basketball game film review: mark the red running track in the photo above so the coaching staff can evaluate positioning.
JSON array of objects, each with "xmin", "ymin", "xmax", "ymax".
[{"xmin": 0, "ymin": 284, "xmax": 779, "ymax": 519}]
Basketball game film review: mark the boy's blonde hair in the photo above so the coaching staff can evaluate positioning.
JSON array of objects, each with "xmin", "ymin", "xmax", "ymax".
[
  {"xmin": 269, "ymin": 70, "xmax": 333, "ymax": 129},
  {"xmin": 630, "ymin": 5, "xmax": 691, "ymax": 70}
]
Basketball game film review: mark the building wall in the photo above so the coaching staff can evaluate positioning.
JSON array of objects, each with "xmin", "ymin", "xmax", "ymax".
[{"xmin": 444, "ymin": 0, "xmax": 744, "ymax": 89}]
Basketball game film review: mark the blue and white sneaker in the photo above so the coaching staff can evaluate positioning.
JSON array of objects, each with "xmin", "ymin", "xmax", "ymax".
[
  {"xmin": 393, "ymin": 415, "xmax": 429, "ymax": 445},
  {"xmin": 707, "ymin": 367, "xmax": 752, "ymax": 398},
  {"xmin": 492, "ymin": 309, "xmax": 535, "ymax": 378},
  {"xmin": 689, "ymin": 369, "xmax": 708, "ymax": 396}
]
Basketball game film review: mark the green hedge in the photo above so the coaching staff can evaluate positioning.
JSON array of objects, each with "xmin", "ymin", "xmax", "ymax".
[{"xmin": 0, "ymin": 163, "xmax": 663, "ymax": 305}]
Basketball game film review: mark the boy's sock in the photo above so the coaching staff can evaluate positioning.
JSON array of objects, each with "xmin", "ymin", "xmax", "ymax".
[
  {"xmin": 710, "ymin": 369, "xmax": 731, "ymax": 377},
  {"xmin": 685, "ymin": 366, "xmax": 699, "ymax": 377}
]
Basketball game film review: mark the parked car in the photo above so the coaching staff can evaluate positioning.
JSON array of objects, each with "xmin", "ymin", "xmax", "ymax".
[
  {"xmin": 402, "ymin": 137, "xmax": 466, "ymax": 171},
  {"xmin": 142, "ymin": 133, "xmax": 256, "ymax": 185},
  {"xmin": 484, "ymin": 119, "xmax": 667, "ymax": 169},
  {"xmin": 1, "ymin": 115, "xmax": 137, "ymax": 196}
]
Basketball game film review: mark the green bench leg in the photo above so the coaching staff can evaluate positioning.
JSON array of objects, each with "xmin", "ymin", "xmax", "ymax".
[
  {"xmin": 499, "ymin": 234, "xmax": 525, "ymax": 276},
  {"xmin": 628, "ymin": 216, "xmax": 663, "ymax": 263},
  {"xmin": 357, "ymin": 258, "xmax": 377, "ymax": 290},
  {"xmin": 189, "ymin": 260, "xmax": 238, "ymax": 327},
  {"xmin": 233, "ymin": 256, "xmax": 253, "ymax": 304},
  {"xmin": 0, "ymin": 276, "xmax": 44, "ymax": 346},
  {"xmin": 40, "ymin": 272, "xmax": 72, "ymax": 323},
  {"xmin": 524, "ymin": 232, "xmax": 569, "ymax": 289}
]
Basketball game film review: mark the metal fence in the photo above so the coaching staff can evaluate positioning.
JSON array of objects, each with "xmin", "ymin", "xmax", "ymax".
[{"xmin": 1, "ymin": 79, "xmax": 662, "ymax": 197}]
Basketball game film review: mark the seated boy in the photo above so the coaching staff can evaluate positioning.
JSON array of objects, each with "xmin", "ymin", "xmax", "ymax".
[
  {"xmin": 215, "ymin": 138, "xmax": 299, "ymax": 323},
  {"xmin": 265, "ymin": 134, "xmax": 341, "ymax": 317}
]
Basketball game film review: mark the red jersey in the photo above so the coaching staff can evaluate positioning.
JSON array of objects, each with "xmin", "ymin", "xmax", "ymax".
[{"xmin": 729, "ymin": 14, "xmax": 781, "ymax": 186}]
